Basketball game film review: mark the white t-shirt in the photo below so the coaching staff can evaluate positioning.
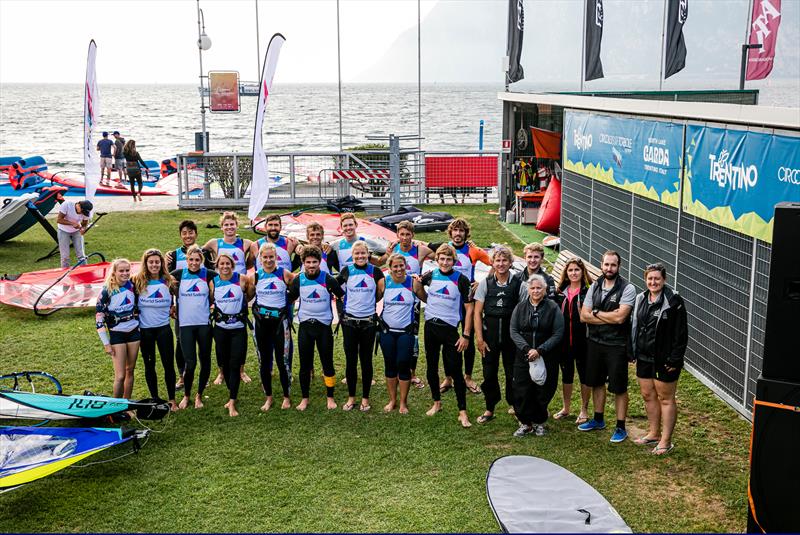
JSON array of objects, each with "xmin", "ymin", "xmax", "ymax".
[{"xmin": 57, "ymin": 201, "xmax": 89, "ymax": 233}]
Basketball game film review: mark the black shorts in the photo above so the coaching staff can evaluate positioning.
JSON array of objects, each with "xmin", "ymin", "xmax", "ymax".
[
  {"xmin": 636, "ymin": 359, "xmax": 681, "ymax": 383},
  {"xmin": 110, "ymin": 329, "xmax": 141, "ymax": 345},
  {"xmin": 585, "ymin": 339, "xmax": 629, "ymax": 394}
]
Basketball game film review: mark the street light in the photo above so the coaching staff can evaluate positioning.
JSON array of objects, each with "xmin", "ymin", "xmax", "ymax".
[{"xmin": 196, "ymin": 0, "xmax": 211, "ymax": 153}]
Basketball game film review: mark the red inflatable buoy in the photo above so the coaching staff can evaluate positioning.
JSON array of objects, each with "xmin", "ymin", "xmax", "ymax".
[{"xmin": 536, "ymin": 175, "xmax": 561, "ymax": 235}]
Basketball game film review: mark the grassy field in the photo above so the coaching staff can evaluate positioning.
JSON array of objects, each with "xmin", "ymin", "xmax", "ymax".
[{"xmin": 0, "ymin": 205, "xmax": 751, "ymax": 532}]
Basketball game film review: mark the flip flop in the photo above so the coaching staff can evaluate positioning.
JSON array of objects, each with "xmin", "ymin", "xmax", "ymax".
[
  {"xmin": 634, "ymin": 436, "xmax": 660, "ymax": 446},
  {"xmin": 439, "ymin": 382, "xmax": 453, "ymax": 394},
  {"xmin": 575, "ymin": 415, "xmax": 589, "ymax": 425},
  {"xmin": 553, "ymin": 410, "xmax": 570, "ymax": 420},
  {"xmin": 467, "ymin": 383, "xmax": 482, "ymax": 394},
  {"xmin": 652, "ymin": 444, "xmax": 674, "ymax": 456},
  {"xmin": 477, "ymin": 414, "xmax": 495, "ymax": 424},
  {"xmin": 411, "ymin": 377, "xmax": 426, "ymax": 389},
  {"xmin": 342, "ymin": 402, "xmax": 356, "ymax": 412},
  {"xmin": 359, "ymin": 404, "xmax": 371, "ymax": 413}
]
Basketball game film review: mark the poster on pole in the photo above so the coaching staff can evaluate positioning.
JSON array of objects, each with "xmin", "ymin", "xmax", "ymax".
[{"xmin": 209, "ymin": 71, "xmax": 240, "ymax": 113}]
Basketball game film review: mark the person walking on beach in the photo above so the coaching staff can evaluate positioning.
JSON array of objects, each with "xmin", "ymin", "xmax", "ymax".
[
  {"xmin": 97, "ymin": 132, "xmax": 115, "ymax": 186},
  {"xmin": 122, "ymin": 139, "xmax": 149, "ymax": 202},
  {"xmin": 113, "ymin": 131, "xmax": 127, "ymax": 183},
  {"xmin": 579, "ymin": 251, "xmax": 636, "ymax": 443},
  {"xmin": 56, "ymin": 199, "xmax": 92, "ymax": 268}
]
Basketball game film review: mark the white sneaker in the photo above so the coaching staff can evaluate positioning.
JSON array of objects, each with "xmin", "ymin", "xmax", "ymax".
[
  {"xmin": 534, "ymin": 424, "xmax": 546, "ymax": 436},
  {"xmin": 513, "ymin": 424, "xmax": 532, "ymax": 437}
]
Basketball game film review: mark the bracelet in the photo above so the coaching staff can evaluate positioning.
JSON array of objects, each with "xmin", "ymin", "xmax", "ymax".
[{"xmin": 461, "ymin": 333, "xmax": 472, "ymax": 341}]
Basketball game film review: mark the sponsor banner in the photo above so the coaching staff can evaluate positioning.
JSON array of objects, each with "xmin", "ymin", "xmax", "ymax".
[
  {"xmin": 584, "ymin": 0, "xmax": 604, "ymax": 82},
  {"xmin": 83, "ymin": 40, "xmax": 100, "ymax": 204},
  {"xmin": 563, "ymin": 110, "xmax": 683, "ymax": 207},
  {"xmin": 683, "ymin": 125, "xmax": 800, "ymax": 243},
  {"xmin": 746, "ymin": 0, "xmax": 782, "ymax": 81},
  {"xmin": 505, "ymin": 0, "xmax": 524, "ymax": 84},
  {"xmin": 663, "ymin": 0, "xmax": 688, "ymax": 79},
  {"xmin": 209, "ymin": 71, "xmax": 240, "ymax": 113}
]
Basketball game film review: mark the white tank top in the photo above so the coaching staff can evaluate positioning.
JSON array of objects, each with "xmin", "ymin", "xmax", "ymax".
[
  {"xmin": 216, "ymin": 237, "xmax": 247, "ymax": 275},
  {"xmin": 297, "ymin": 272, "xmax": 332, "ymax": 324},
  {"xmin": 300, "ymin": 250, "xmax": 329, "ymax": 274},
  {"xmin": 452, "ymin": 242, "xmax": 475, "ymax": 282},
  {"xmin": 424, "ymin": 269, "xmax": 463, "ymax": 327},
  {"xmin": 393, "ymin": 244, "xmax": 421, "ymax": 275},
  {"xmin": 255, "ymin": 267, "xmax": 287, "ymax": 309},
  {"xmin": 336, "ymin": 237, "xmax": 365, "ymax": 270},
  {"xmin": 99, "ymin": 280, "xmax": 138, "ymax": 332},
  {"xmin": 177, "ymin": 268, "xmax": 211, "ymax": 327},
  {"xmin": 255, "ymin": 236, "xmax": 293, "ymax": 272},
  {"xmin": 382, "ymin": 275, "xmax": 415, "ymax": 330},
  {"xmin": 137, "ymin": 278, "xmax": 171, "ymax": 329},
  {"xmin": 213, "ymin": 272, "xmax": 245, "ymax": 330},
  {"xmin": 343, "ymin": 264, "xmax": 377, "ymax": 318},
  {"xmin": 174, "ymin": 247, "xmax": 188, "ymax": 270}
]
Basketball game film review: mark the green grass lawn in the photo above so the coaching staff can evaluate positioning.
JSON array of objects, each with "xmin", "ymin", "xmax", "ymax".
[{"xmin": 0, "ymin": 205, "xmax": 751, "ymax": 532}]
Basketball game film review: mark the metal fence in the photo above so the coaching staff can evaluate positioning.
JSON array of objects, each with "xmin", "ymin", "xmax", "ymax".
[
  {"xmin": 176, "ymin": 148, "xmax": 500, "ymax": 211},
  {"xmin": 560, "ymin": 170, "xmax": 770, "ymax": 418}
]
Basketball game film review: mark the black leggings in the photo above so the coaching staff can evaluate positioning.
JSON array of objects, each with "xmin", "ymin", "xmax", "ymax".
[
  {"xmin": 140, "ymin": 325, "xmax": 176, "ymax": 401},
  {"xmin": 463, "ymin": 335, "xmax": 476, "ymax": 376},
  {"xmin": 213, "ymin": 326, "xmax": 248, "ymax": 400},
  {"xmin": 128, "ymin": 168, "xmax": 143, "ymax": 197},
  {"xmin": 513, "ymin": 354, "xmax": 561, "ymax": 426},
  {"xmin": 380, "ymin": 330, "xmax": 414, "ymax": 381},
  {"xmin": 254, "ymin": 315, "xmax": 292, "ymax": 397},
  {"xmin": 297, "ymin": 321, "xmax": 335, "ymax": 399},
  {"xmin": 342, "ymin": 321, "xmax": 376, "ymax": 398},
  {"xmin": 424, "ymin": 321, "xmax": 467, "ymax": 411},
  {"xmin": 481, "ymin": 337, "xmax": 516, "ymax": 412},
  {"xmin": 179, "ymin": 324, "xmax": 212, "ymax": 398},
  {"xmin": 175, "ymin": 318, "xmax": 185, "ymax": 376}
]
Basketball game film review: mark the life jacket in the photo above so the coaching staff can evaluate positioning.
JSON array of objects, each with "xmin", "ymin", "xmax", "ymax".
[
  {"xmin": 97, "ymin": 280, "xmax": 139, "ymax": 331},
  {"xmin": 483, "ymin": 274, "xmax": 521, "ymax": 318},
  {"xmin": 587, "ymin": 276, "xmax": 631, "ymax": 346},
  {"xmin": 160, "ymin": 158, "xmax": 177, "ymax": 178},
  {"xmin": 8, "ymin": 157, "xmax": 47, "ymax": 190}
]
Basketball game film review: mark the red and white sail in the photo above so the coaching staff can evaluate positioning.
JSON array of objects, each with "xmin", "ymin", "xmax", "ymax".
[{"xmin": 83, "ymin": 40, "xmax": 100, "ymax": 203}]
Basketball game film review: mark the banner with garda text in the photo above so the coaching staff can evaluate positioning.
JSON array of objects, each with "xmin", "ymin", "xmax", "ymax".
[
  {"xmin": 663, "ymin": 0, "xmax": 688, "ymax": 79},
  {"xmin": 746, "ymin": 0, "xmax": 782, "ymax": 81},
  {"xmin": 248, "ymin": 33, "xmax": 286, "ymax": 222},
  {"xmin": 563, "ymin": 110, "xmax": 683, "ymax": 207},
  {"xmin": 683, "ymin": 125, "xmax": 800, "ymax": 242},
  {"xmin": 83, "ymin": 40, "xmax": 100, "ymax": 204},
  {"xmin": 584, "ymin": 0, "xmax": 604, "ymax": 82}
]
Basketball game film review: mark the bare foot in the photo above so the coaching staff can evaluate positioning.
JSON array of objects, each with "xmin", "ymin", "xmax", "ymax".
[
  {"xmin": 194, "ymin": 394, "xmax": 204, "ymax": 409},
  {"xmin": 326, "ymin": 397, "xmax": 338, "ymax": 410},
  {"xmin": 261, "ymin": 397, "xmax": 273, "ymax": 412},
  {"xmin": 281, "ymin": 397, "xmax": 291, "ymax": 409},
  {"xmin": 178, "ymin": 396, "xmax": 190, "ymax": 410},
  {"xmin": 168, "ymin": 400, "xmax": 178, "ymax": 412},
  {"xmin": 240, "ymin": 371, "xmax": 252, "ymax": 384},
  {"xmin": 426, "ymin": 402, "xmax": 442, "ymax": 416},
  {"xmin": 228, "ymin": 401, "xmax": 239, "ymax": 417},
  {"xmin": 213, "ymin": 372, "xmax": 225, "ymax": 385},
  {"xmin": 296, "ymin": 399, "xmax": 309, "ymax": 411},
  {"xmin": 439, "ymin": 379, "xmax": 452, "ymax": 392},
  {"xmin": 384, "ymin": 402, "xmax": 396, "ymax": 413},
  {"xmin": 399, "ymin": 404, "xmax": 409, "ymax": 415},
  {"xmin": 458, "ymin": 412, "xmax": 472, "ymax": 428}
]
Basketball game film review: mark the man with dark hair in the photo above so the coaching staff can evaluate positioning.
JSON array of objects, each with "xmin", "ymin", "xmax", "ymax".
[
  {"xmin": 515, "ymin": 242, "xmax": 556, "ymax": 299},
  {"xmin": 56, "ymin": 199, "xmax": 92, "ymax": 268},
  {"xmin": 579, "ymin": 250, "xmax": 637, "ymax": 443},
  {"xmin": 251, "ymin": 213, "xmax": 298, "ymax": 272},
  {"xmin": 112, "ymin": 131, "xmax": 127, "ymax": 182},
  {"xmin": 97, "ymin": 132, "xmax": 114, "ymax": 186}
]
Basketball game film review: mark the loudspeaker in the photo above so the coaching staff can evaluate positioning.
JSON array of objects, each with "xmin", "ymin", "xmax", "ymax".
[
  {"xmin": 747, "ymin": 203, "xmax": 800, "ymax": 533},
  {"xmin": 747, "ymin": 377, "xmax": 800, "ymax": 533},
  {"xmin": 761, "ymin": 202, "xmax": 800, "ymax": 382}
]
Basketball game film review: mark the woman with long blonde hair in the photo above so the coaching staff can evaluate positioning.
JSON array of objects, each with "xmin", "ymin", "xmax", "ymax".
[
  {"xmin": 95, "ymin": 258, "xmax": 140, "ymax": 398},
  {"xmin": 132, "ymin": 249, "xmax": 178, "ymax": 411}
]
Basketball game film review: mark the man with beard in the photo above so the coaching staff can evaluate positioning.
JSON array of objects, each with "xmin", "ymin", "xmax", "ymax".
[
  {"xmin": 515, "ymin": 242, "xmax": 556, "ymax": 300},
  {"xmin": 579, "ymin": 250, "xmax": 636, "ymax": 443},
  {"xmin": 329, "ymin": 212, "xmax": 366, "ymax": 272},
  {"xmin": 428, "ymin": 218, "xmax": 491, "ymax": 395},
  {"xmin": 251, "ymin": 214, "xmax": 298, "ymax": 272},
  {"xmin": 294, "ymin": 222, "xmax": 339, "ymax": 274}
]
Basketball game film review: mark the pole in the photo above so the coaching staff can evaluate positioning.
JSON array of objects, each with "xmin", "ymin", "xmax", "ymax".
[
  {"xmin": 740, "ymin": 43, "xmax": 762, "ymax": 90},
  {"xmin": 417, "ymin": 0, "xmax": 422, "ymax": 150},
  {"xmin": 479, "ymin": 120, "xmax": 484, "ymax": 151},
  {"xmin": 255, "ymin": 0, "xmax": 261, "ymax": 80},
  {"xmin": 196, "ymin": 0, "xmax": 207, "ymax": 153},
  {"xmin": 389, "ymin": 134, "xmax": 401, "ymax": 212},
  {"xmin": 336, "ymin": 0, "xmax": 343, "ymax": 151},
  {"xmin": 580, "ymin": 0, "xmax": 586, "ymax": 92},
  {"xmin": 658, "ymin": 0, "xmax": 668, "ymax": 91}
]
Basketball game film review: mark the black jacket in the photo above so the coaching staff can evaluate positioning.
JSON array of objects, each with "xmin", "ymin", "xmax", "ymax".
[
  {"xmin": 556, "ymin": 284, "xmax": 589, "ymax": 357},
  {"xmin": 631, "ymin": 285, "xmax": 688, "ymax": 367},
  {"xmin": 509, "ymin": 297, "xmax": 563, "ymax": 362}
]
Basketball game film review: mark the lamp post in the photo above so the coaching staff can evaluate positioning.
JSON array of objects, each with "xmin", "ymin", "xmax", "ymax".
[
  {"xmin": 196, "ymin": 0, "xmax": 211, "ymax": 153},
  {"xmin": 740, "ymin": 43, "xmax": 762, "ymax": 90}
]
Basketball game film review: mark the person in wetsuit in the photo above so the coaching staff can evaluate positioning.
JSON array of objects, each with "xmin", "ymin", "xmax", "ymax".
[{"xmin": 122, "ymin": 139, "xmax": 149, "ymax": 202}]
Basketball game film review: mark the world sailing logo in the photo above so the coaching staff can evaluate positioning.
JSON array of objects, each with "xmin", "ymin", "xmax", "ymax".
[
  {"xmin": 391, "ymin": 293, "xmax": 405, "ymax": 302},
  {"xmin": 436, "ymin": 286, "xmax": 450, "ymax": 296},
  {"xmin": 147, "ymin": 289, "xmax": 164, "ymax": 299},
  {"xmin": 708, "ymin": 149, "xmax": 758, "ymax": 191},
  {"xmin": 222, "ymin": 289, "xmax": 236, "ymax": 299}
]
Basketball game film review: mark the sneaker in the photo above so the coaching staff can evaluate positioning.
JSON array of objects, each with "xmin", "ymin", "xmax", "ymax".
[
  {"xmin": 513, "ymin": 424, "xmax": 533, "ymax": 437},
  {"xmin": 534, "ymin": 424, "xmax": 546, "ymax": 436},
  {"xmin": 578, "ymin": 419, "xmax": 607, "ymax": 432},
  {"xmin": 610, "ymin": 428, "xmax": 628, "ymax": 443}
]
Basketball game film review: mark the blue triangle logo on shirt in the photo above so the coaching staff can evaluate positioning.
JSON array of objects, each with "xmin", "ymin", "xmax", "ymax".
[
  {"xmin": 148, "ymin": 289, "xmax": 163, "ymax": 299},
  {"xmin": 392, "ymin": 293, "xmax": 405, "ymax": 302},
  {"xmin": 356, "ymin": 279, "xmax": 369, "ymax": 288},
  {"xmin": 266, "ymin": 282, "xmax": 278, "ymax": 290},
  {"xmin": 308, "ymin": 290, "xmax": 321, "ymax": 299},
  {"xmin": 187, "ymin": 283, "xmax": 200, "ymax": 292},
  {"xmin": 223, "ymin": 289, "xmax": 235, "ymax": 299},
  {"xmin": 121, "ymin": 295, "xmax": 131, "ymax": 305},
  {"xmin": 436, "ymin": 286, "xmax": 450, "ymax": 295}
]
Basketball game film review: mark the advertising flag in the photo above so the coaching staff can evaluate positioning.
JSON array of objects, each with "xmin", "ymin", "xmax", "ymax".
[
  {"xmin": 505, "ymin": 0, "xmax": 524, "ymax": 84},
  {"xmin": 248, "ymin": 33, "xmax": 286, "ymax": 222},
  {"xmin": 584, "ymin": 0, "xmax": 604, "ymax": 82},
  {"xmin": 664, "ymin": 0, "xmax": 688, "ymax": 79},
  {"xmin": 746, "ymin": 0, "xmax": 782, "ymax": 81},
  {"xmin": 83, "ymin": 40, "xmax": 100, "ymax": 204}
]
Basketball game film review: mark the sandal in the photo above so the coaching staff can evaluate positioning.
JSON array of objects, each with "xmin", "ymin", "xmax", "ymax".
[
  {"xmin": 575, "ymin": 415, "xmax": 589, "ymax": 425},
  {"xmin": 652, "ymin": 444, "xmax": 674, "ymax": 456},
  {"xmin": 634, "ymin": 436, "xmax": 660, "ymax": 446},
  {"xmin": 553, "ymin": 409, "xmax": 570, "ymax": 420},
  {"xmin": 439, "ymin": 381, "xmax": 453, "ymax": 394},
  {"xmin": 467, "ymin": 383, "xmax": 482, "ymax": 394},
  {"xmin": 411, "ymin": 377, "xmax": 425, "ymax": 389},
  {"xmin": 477, "ymin": 414, "xmax": 495, "ymax": 424},
  {"xmin": 342, "ymin": 402, "xmax": 356, "ymax": 412},
  {"xmin": 359, "ymin": 404, "xmax": 371, "ymax": 413}
]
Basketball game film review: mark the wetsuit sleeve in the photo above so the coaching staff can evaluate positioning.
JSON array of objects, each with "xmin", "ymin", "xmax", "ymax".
[
  {"xmin": 207, "ymin": 270, "xmax": 218, "ymax": 280},
  {"xmin": 167, "ymin": 254, "xmax": 176, "ymax": 272},
  {"xmin": 291, "ymin": 254, "xmax": 302, "ymax": 271},
  {"xmin": 420, "ymin": 271, "xmax": 433, "ymax": 287},
  {"xmin": 170, "ymin": 269, "xmax": 183, "ymax": 281},
  {"xmin": 427, "ymin": 241, "xmax": 444, "ymax": 252},
  {"xmin": 326, "ymin": 274, "xmax": 345, "ymax": 299},
  {"xmin": 327, "ymin": 249, "xmax": 340, "ymax": 273},
  {"xmin": 202, "ymin": 249, "xmax": 214, "ymax": 269},
  {"xmin": 373, "ymin": 268, "xmax": 384, "ymax": 283},
  {"xmin": 287, "ymin": 278, "xmax": 300, "ymax": 303},
  {"xmin": 137, "ymin": 153, "xmax": 146, "ymax": 168},
  {"xmin": 95, "ymin": 288, "xmax": 110, "ymax": 315},
  {"xmin": 457, "ymin": 274, "xmax": 472, "ymax": 303},
  {"xmin": 537, "ymin": 303, "xmax": 564, "ymax": 356},
  {"xmin": 509, "ymin": 302, "xmax": 530, "ymax": 353},
  {"xmin": 668, "ymin": 297, "xmax": 689, "ymax": 367},
  {"xmin": 335, "ymin": 267, "xmax": 349, "ymax": 287}
]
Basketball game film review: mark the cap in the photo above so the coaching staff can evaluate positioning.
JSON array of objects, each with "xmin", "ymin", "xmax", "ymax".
[
  {"xmin": 112, "ymin": 131, "xmax": 120, "ymax": 135},
  {"xmin": 102, "ymin": 131, "xmax": 109, "ymax": 137}
]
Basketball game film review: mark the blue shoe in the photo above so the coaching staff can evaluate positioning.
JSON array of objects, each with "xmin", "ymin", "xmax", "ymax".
[
  {"xmin": 577, "ymin": 419, "xmax": 606, "ymax": 432},
  {"xmin": 610, "ymin": 428, "xmax": 628, "ymax": 443}
]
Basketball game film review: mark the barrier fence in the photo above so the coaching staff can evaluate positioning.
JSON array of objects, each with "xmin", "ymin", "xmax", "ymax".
[{"xmin": 176, "ymin": 149, "xmax": 500, "ymax": 210}]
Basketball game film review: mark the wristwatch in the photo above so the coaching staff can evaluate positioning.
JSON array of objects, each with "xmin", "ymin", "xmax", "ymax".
[{"xmin": 592, "ymin": 309, "xmax": 599, "ymax": 317}]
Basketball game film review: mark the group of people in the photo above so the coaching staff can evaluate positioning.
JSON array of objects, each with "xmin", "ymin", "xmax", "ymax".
[
  {"xmin": 93, "ymin": 211, "xmax": 688, "ymax": 453},
  {"xmin": 96, "ymin": 130, "xmax": 149, "ymax": 201}
]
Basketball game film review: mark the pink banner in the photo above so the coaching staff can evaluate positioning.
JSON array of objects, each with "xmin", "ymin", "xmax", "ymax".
[{"xmin": 746, "ymin": 0, "xmax": 782, "ymax": 81}]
